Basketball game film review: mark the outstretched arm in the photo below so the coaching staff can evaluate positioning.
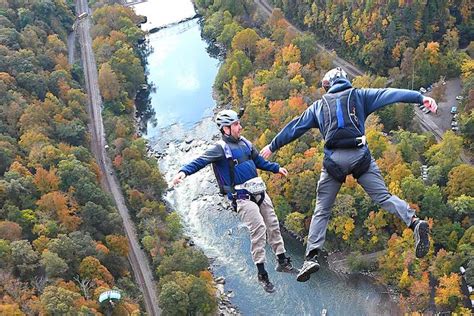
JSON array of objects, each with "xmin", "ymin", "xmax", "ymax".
[
  {"xmin": 260, "ymin": 104, "xmax": 319, "ymax": 158},
  {"xmin": 171, "ymin": 144, "xmax": 223, "ymax": 186},
  {"xmin": 360, "ymin": 88, "xmax": 425, "ymax": 115}
]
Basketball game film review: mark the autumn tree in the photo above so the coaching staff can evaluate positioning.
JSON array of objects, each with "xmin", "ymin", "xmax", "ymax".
[
  {"xmin": 231, "ymin": 28, "xmax": 260, "ymax": 60},
  {"xmin": 0, "ymin": 221, "xmax": 22, "ymax": 241},
  {"xmin": 33, "ymin": 166, "xmax": 59, "ymax": 194},
  {"xmin": 445, "ymin": 164, "xmax": 474, "ymax": 199},
  {"xmin": 36, "ymin": 191, "xmax": 81, "ymax": 232},
  {"xmin": 40, "ymin": 285, "xmax": 81, "ymax": 314},
  {"xmin": 79, "ymin": 256, "xmax": 114, "ymax": 285},
  {"xmin": 434, "ymin": 273, "xmax": 463, "ymax": 310}
]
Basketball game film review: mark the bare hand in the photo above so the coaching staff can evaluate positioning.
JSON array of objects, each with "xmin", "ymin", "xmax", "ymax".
[
  {"xmin": 423, "ymin": 96, "xmax": 438, "ymax": 113},
  {"xmin": 278, "ymin": 167, "xmax": 288, "ymax": 177},
  {"xmin": 172, "ymin": 171, "xmax": 186, "ymax": 186},
  {"xmin": 260, "ymin": 145, "xmax": 273, "ymax": 159}
]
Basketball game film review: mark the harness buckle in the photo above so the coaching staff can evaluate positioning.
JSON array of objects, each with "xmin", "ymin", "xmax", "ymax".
[{"xmin": 356, "ymin": 135, "xmax": 366, "ymax": 146}]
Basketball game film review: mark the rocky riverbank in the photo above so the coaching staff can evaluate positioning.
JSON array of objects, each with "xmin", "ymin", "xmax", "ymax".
[{"xmin": 147, "ymin": 118, "xmax": 241, "ymax": 315}]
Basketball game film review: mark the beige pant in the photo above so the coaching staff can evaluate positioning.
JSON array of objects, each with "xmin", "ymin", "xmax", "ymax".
[{"xmin": 236, "ymin": 192, "xmax": 286, "ymax": 264}]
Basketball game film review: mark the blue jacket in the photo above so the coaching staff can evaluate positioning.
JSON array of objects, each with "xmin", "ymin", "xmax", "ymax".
[
  {"xmin": 180, "ymin": 134, "xmax": 280, "ymax": 198},
  {"xmin": 269, "ymin": 78, "xmax": 424, "ymax": 152}
]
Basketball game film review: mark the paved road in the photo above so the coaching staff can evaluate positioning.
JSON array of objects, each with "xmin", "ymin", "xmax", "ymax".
[
  {"xmin": 67, "ymin": 31, "xmax": 75, "ymax": 65},
  {"xmin": 422, "ymin": 79, "xmax": 461, "ymax": 133},
  {"xmin": 74, "ymin": 2, "xmax": 161, "ymax": 314},
  {"xmin": 415, "ymin": 79, "xmax": 471, "ymax": 163}
]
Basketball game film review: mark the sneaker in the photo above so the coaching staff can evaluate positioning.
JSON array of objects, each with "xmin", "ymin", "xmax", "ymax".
[
  {"xmin": 258, "ymin": 273, "xmax": 275, "ymax": 293},
  {"xmin": 296, "ymin": 257, "xmax": 320, "ymax": 282},
  {"xmin": 275, "ymin": 257, "xmax": 297, "ymax": 273},
  {"xmin": 413, "ymin": 219, "xmax": 430, "ymax": 258}
]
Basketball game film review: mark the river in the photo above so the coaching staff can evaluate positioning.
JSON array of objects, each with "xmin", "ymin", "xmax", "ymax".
[{"xmin": 133, "ymin": 1, "xmax": 400, "ymax": 315}]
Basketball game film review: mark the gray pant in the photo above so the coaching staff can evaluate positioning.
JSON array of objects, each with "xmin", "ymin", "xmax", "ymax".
[
  {"xmin": 305, "ymin": 148, "xmax": 415, "ymax": 257},
  {"xmin": 237, "ymin": 192, "xmax": 286, "ymax": 264}
]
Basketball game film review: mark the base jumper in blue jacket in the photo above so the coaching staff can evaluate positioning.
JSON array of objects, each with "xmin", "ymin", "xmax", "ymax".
[
  {"xmin": 261, "ymin": 68, "xmax": 437, "ymax": 282},
  {"xmin": 172, "ymin": 110, "xmax": 297, "ymax": 293}
]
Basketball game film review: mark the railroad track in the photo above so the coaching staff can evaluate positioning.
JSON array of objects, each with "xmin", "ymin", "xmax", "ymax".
[{"xmin": 74, "ymin": 2, "xmax": 161, "ymax": 314}]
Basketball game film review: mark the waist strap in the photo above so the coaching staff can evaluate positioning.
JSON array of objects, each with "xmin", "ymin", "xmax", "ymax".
[
  {"xmin": 325, "ymin": 135, "xmax": 367, "ymax": 149},
  {"xmin": 235, "ymin": 192, "xmax": 265, "ymax": 206}
]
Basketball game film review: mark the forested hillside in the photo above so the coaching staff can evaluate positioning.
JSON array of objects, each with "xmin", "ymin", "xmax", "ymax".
[
  {"xmin": 271, "ymin": 0, "xmax": 471, "ymax": 81},
  {"xmin": 0, "ymin": 0, "xmax": 216, "ymax": 314},
  {"xmin": 0, "ymin": 0, "xmax": 143, "ymax": 313},
  {"xmin": 195, "ymin": 0, "xmax": 473, "ymax": 313}
]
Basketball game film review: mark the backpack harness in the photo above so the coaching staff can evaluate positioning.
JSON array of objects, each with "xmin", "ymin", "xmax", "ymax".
[
  {"xmin": 212, "ymin": 137, "xmax": 265, "ymax": 211},
  {"xmin": 316, "ymin": 88, "xmax": 371, "ymax": 183}
]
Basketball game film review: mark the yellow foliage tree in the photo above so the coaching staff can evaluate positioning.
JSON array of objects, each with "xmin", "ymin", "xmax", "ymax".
[
  {"xmin": 34, "ymin": 167, "xmax": 59, "ymax": 194},
  {"xmin": 398, "ymin": 268, "xmax": 412, "ymax": 290},
  {"xmin": 98, "ymin": 62, "xmax": 121, "ymax": 102},
  {"xmin": 281, "ymin": 44, "xmax": 301, "ymax": 64},
  {"xmin": 434, "ymin": 273, "xmax": 462, "ymax": 309}
]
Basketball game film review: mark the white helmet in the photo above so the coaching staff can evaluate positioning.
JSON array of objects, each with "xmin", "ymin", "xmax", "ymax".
[
  {"xmin": 216, "ymin": 110, "xmax": 239, "ymax": 129},
  {"xmin": 322, "ymin": 67, "xmax": 348, "ymax": 90}
]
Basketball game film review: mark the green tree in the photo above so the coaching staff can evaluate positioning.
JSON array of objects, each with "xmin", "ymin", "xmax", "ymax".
[
  {"xmin": 57, "ymin": 158, "xmax": 96, "ymax": 192},
  {"xmin": 157, "ymin": 242, "xmax": 208, "ymax": 277},
  {"xmin": 265, "ymin": 77, "xmax": 291, "ymax": 101},
  {"xmin": 188, "ymin": 277, "xmax": 216, "ymax": 314},
  {"xmin": 40, "ymin": 249, "xmax": 68, "ymax": 278},
  {"xmin": 292, "ymin": 33, "xmax": 317, "ymax": 64},
  {"xmin": 55, "ymin": 119, "xmax": 86, "ymax": 146},
  {"xmin": 159, "ymin": 281, "xmax": 189, "ymax": 316},
  {"xmin": 165, "ymin": 212, "xmax": 182, "ymax": 241},
  {"xmin": 393, "ymin": 130, "xmax": 427, "ymax": 163},
  {"xmin": 400, "ymin": 175, "xmax": 425, "ymax": 204},
  {"xmin": 432, "ymin": 220, "xmax": 464, "ymax": 252},
  {"xmin": 40, "ymin": 285, "xmax": 81, "ymax": 314},
  {"xmin": 420, "ymin": 184, "xmax": 445, "ymax": 218},
  {"xmin": 217, "ymin": 21, "xmax": 242, "ymax": 48},
  {"xmin": 448, "ymin": 195, "xmax": 474, "ymax": 217},
  {"xmin": 430, "ymin": 249, "xmax": 460, "ymax": 279},
  {"xmin": 81, "ymin": 201, "xmax": 121, "ymax": 239},
  {"xmin": 425, "ymin": 131, "xmax": 463, "ymax": 185},
  {"xmin": 445, "ymin": 164, "xmax": 474, "ymax": 199},
  {"xmin": 10, "ymin": 240, "xmax": 40, "ymax": 279},
  {"xmin": 110, "ymin": 45, "xmax": 145, "ymax": 97},
  {"xmin": 285, "ymin": 212, "xmax": 306, "ymax": 235}
]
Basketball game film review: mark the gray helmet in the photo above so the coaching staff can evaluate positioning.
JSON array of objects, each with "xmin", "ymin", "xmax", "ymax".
[
  {"xmin": 322, "ymin": 67, "xmax": 348, "ymax": 90},
  {"xmin": 216, "ymin": 110, "xmax": 239, "ymax": 129}
]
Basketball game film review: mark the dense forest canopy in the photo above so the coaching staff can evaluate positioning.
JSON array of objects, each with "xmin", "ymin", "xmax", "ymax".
[
  {"xmin": 0, "ymin": 0, "xmax": 216, "ymax": 314},
  {"xmin": 195, "ymin": 0, "xmax": 473, "ymax": 313}
]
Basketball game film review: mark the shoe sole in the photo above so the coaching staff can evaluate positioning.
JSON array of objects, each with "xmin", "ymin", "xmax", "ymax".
[
  {"xmin": 264, "ymin": 287, "xmax": 275, "ymax": 293},
  {"xmin": 296, "ymin": 262, "xmax": 320, "ymax": 282},
  {"xmin": 415, "ymin": 221, "xmax": 430, "ymax": 258}
]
